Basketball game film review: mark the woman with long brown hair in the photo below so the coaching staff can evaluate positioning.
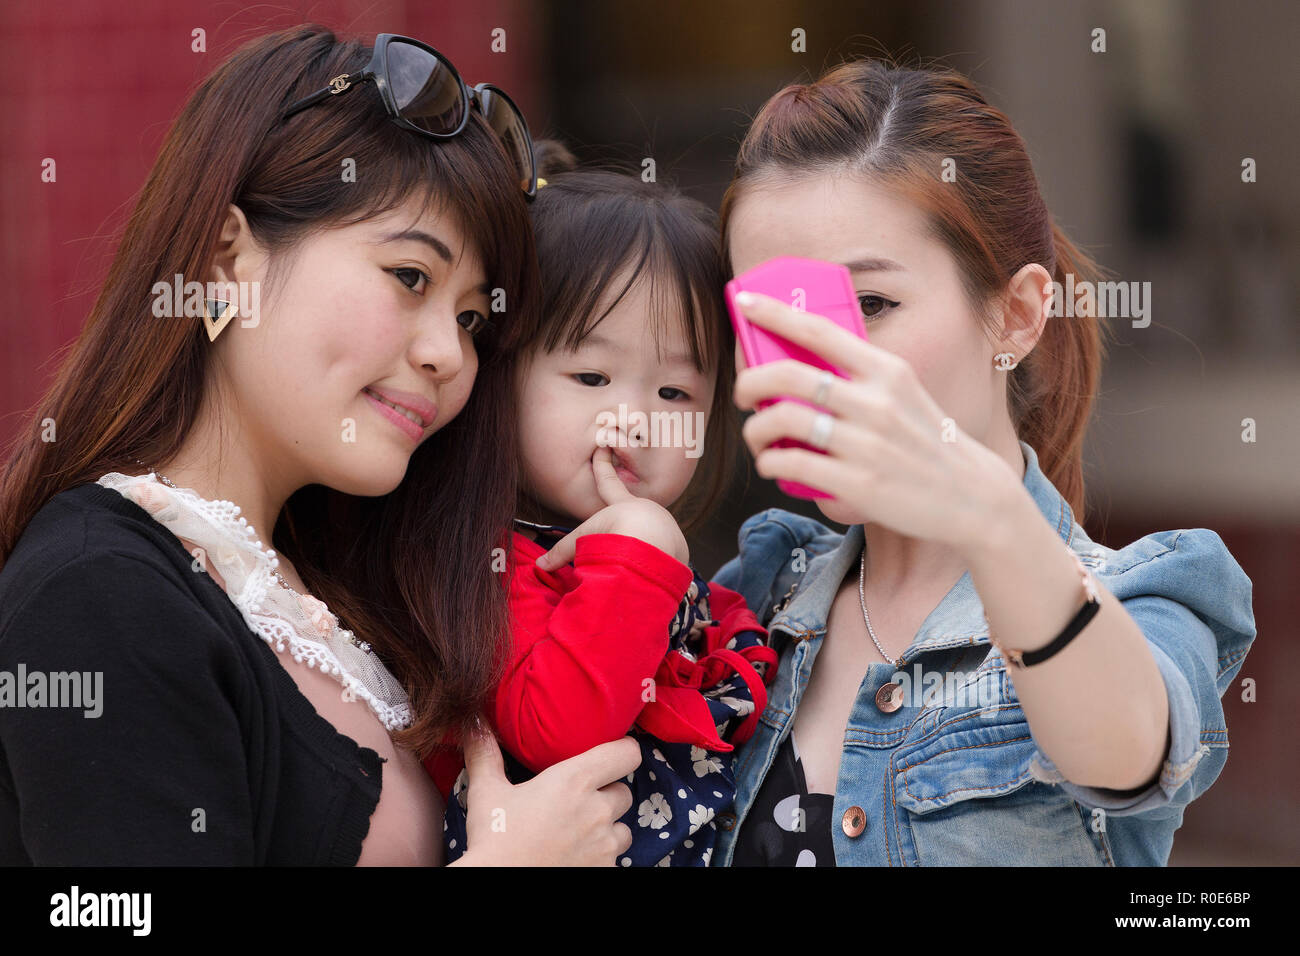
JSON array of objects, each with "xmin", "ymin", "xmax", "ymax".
[
  {"xmin": 0, "ymin": 25, "xmax": 636, "ymax": 865},
  {"xmin": 710, "ymin": 57, "xmax": 1256, "ymax": 866}
]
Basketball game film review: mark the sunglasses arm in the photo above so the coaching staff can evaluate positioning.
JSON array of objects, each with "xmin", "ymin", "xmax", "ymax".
[{"xmin": 281, "ymin": 72, "xmax": 371, "ymax": 122}]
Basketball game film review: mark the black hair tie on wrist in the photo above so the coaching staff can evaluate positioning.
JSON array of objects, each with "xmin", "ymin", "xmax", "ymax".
[
  {"xmin": 1016, "ymin": 593, "xmax": 1101, "ymax": 667},
  {"xmin": 988, "ymin": 550, "xmax": 1103, "ymax": 669}
]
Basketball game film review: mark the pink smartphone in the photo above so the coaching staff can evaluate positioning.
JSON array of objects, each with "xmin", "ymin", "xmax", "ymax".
[{"xmin": 725, "ymin": 256, "xmax": 867, "ymax": 500}]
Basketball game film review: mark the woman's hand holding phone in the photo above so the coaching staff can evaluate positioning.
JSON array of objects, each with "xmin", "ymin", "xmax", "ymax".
[
  {"xmin": 533, "ymin": 445, "xmax": 689, "ymax": 571},
  {"xmin": 730, "ymin": 286, "xmax": 1018, "ymax": 556}
]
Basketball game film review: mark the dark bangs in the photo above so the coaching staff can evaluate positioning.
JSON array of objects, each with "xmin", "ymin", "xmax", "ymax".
[{"xmin": 525, "ymin": 170, "xmax": 724, "ymax": 372}]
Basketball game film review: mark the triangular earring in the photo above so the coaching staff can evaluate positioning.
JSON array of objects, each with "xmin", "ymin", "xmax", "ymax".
[{"xmin": 203, "ymin": 298, "xmax": 235, "ymax": 342}]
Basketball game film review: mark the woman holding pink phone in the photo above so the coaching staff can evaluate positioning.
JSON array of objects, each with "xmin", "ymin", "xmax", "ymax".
[
  {"xmin": 711, "ymin": 57, "xmax": 1256, "ymax": 866},
  {"xmin": 0, "ymin": 25, "xmax": 636, "ymax": 866}
]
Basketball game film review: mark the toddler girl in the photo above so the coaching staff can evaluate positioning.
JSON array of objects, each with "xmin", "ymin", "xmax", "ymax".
[{"xmin": 424, "ymin": 141, "xmax": 775, "ymax": 866}]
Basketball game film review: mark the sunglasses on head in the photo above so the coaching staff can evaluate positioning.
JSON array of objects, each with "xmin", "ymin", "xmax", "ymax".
[{"xmin": 281, "ymin": 33, "xmax": 538, "ymax": 200}]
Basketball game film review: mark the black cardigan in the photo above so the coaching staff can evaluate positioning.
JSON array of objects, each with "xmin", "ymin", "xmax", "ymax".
[{"xmin": 0, "ymin": 482, "xmax": 384, "ymax": 865}]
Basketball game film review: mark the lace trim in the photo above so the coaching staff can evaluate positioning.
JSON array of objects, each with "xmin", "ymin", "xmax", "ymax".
[{"xmin": 96, "ymin": 472, "xmax": 412, "ymax": 732}]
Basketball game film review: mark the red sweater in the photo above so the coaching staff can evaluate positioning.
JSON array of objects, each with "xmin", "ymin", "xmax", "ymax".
[{"xmin": 424, "ymin": 530, "xmax": 770, "ymax": 798}]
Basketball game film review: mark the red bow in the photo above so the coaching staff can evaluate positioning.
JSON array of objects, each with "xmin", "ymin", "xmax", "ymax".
[{"xmin": 634, "ymin": 587, "xmax": 778, "ymax": 752}]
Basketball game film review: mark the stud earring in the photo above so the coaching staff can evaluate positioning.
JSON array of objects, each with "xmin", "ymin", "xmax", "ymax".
[
  {"xmin": 203, "ymin": 299, "xmax": 235, "ymax": 343},
  {"xmin": 993, "ymin": 351, "xmax": 1018, "ymax": 371}
]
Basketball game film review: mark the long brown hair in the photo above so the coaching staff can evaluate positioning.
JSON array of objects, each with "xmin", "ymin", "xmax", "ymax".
[
  {"xmin": 0, "ymin": 25, "xmax": 540, "ymax": 755},
  {"xmin": 719, "ymin": 57, "xmax": 1111, "ymax": 521},
  {"xmin": 514, "ymin": 140, "xmax": 738, "ymax": 537}
]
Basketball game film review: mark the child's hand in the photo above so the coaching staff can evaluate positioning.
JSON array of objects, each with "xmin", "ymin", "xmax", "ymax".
[{"xmin": 535, "ymin": 446, "xmax": 689, "ymax": 570}]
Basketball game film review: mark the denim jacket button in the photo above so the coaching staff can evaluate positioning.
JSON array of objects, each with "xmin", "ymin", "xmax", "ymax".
[
  {"xmin": 841, "ymin": 806, "xmax": 867, "ymax": 837},
  {"xmin": 874, "ymin": 682, "xmax": 903, "ymax": 713}
]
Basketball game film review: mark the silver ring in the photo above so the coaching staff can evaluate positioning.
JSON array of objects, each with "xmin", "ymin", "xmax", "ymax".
[
  {"xmin": 808, "ymin": 412, "xmax": 834, "ymax": 451},
  {"xmin": 811, "ymin": 369, "xmax": 834, "ymax": 407}
]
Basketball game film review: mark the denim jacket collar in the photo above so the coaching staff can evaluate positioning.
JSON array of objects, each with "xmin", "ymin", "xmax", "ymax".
[{"xmin": 767, "ymin": 439, "xmax": 1072, "ymax": 662}]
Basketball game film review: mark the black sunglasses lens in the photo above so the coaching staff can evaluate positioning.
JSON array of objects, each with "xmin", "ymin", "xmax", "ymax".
[
  {"xmin": 477, "ymin": 88, "xmax": 535, "ymax": 192},
  {"xmin": 387, "ymin": 40, "xmax": 464, "ymax": 134}
]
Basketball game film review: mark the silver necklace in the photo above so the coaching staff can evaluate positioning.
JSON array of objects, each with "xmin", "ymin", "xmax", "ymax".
[
  {"xmin": 135, "ymin": 460, "xmax": 372, "ymax": 654},
  {"xmin": 859, "ymin": 544, "xmax": 904, "ymax": 669}
]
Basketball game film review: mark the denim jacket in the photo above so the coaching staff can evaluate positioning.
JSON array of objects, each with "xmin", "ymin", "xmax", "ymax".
[{"xmin": 711, "ymin": 439, "xmax": 1256, "ymax": 866}]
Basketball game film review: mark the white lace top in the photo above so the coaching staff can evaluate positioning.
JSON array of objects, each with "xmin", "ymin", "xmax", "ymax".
[{"xmin": 96, "ymin": 472, "xmax": 412, "ymax": 732}]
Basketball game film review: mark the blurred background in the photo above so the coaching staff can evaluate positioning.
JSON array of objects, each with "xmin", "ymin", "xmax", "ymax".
[{"xmin": 2, "ymin": 0, "xmax": 1296, "ymax": 864}]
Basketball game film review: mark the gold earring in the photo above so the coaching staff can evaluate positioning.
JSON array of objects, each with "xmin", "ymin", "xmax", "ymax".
[
  {"xmin": 203, "ymin": 298, "xmax": 235, "ymax": 343},
  {"xmin": 993, "ymin": 351, "xmax": 1018, "ymax": 371}
]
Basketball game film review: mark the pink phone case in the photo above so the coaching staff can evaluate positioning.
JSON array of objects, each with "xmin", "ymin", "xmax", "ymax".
[{"xmin": 725, "ymin": 256, "xmax": 867, "ymax": 500}]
